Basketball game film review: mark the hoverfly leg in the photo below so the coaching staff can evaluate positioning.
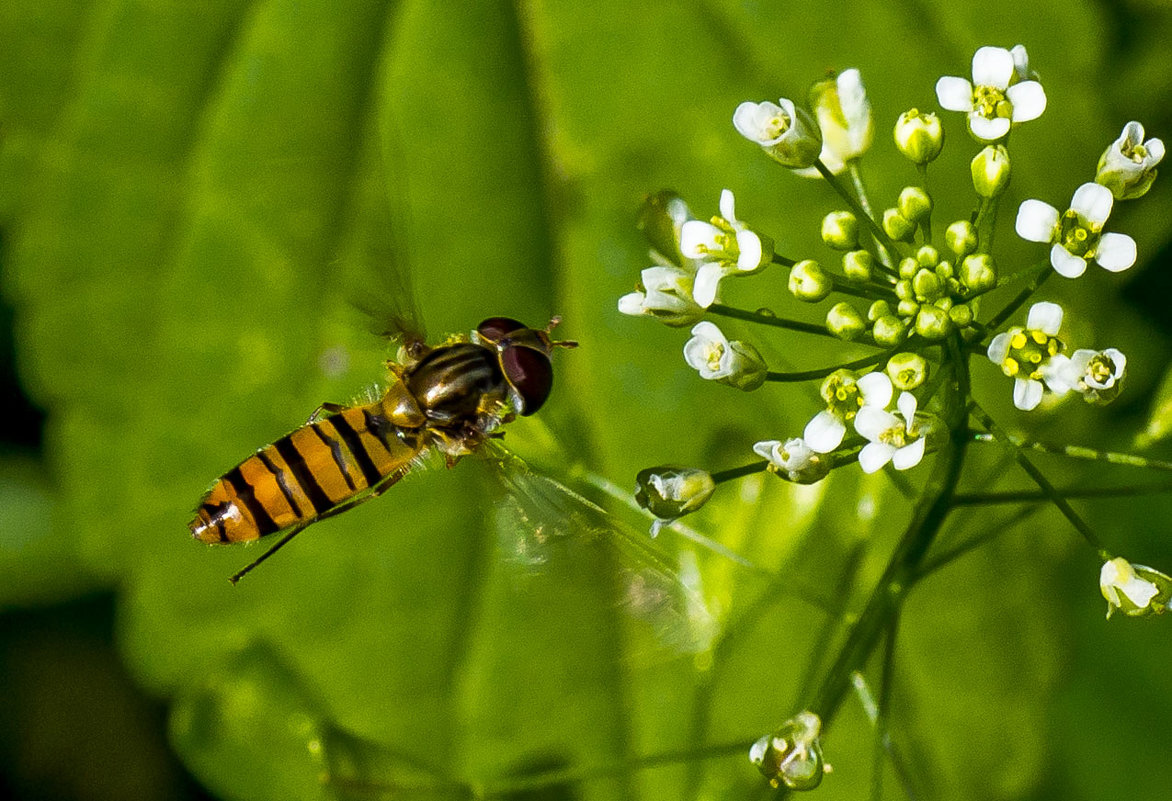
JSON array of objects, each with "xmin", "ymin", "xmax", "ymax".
[
  {"xmin": 228, "ymin": 466, "xmax": 412, "ymax": 585},
  {"xmin": 305, "ymin": 402, "xmax": 347, "ymax": 424}
]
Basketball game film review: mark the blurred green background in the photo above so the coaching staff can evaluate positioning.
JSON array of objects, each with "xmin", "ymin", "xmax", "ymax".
[{"xmin": 3, "ymin": 1, "xmax": 1172, "ymax": 799}]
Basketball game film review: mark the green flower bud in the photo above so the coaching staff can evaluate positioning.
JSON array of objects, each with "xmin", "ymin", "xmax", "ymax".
[
  {"xmin": 826, "ymin": 301, "xmax": 866, "ymax": 340},
  {"xmin": 949, "ymin": 303, "xmax": 974, "ymax": 327},
  {"xmin": 788, "ymin": 259, "xmax": 833, "ymax": 302},
  {"xmin": 916, "ymin": 245, "xmax": 940, "ymax": 268},
  {"xmin": 945, "ymin": 220, "xmax": 978, "ymax": 258},
  {"xmin": 821, "ymin": 210, "xmax": 859, "ymax": 250},
  {"xmin": 898, "ymin": 257, "xmax": 919, "ymax": 279},
  {"xmin": 750, "ymin": 711, "xmax": 825, "ymax": 791},
  {"xmin": 934, "ymin": 260, "xmax": 954, "ymax": 280},
  {"xmin": 883, "ymin": 208, "xmax": 915, "ymax": 242},
  {"xmin": 895, "ymin": 279, "xmax": 915, "ymax": 301},
  {"xmin": 842, "ymin": 249, "xmax": 873, "ymax": 282},
  {"xmin": 872, "ymin": 315, "xmax": 908, "ymax": 346},
  {"xmin": 634, "ymin": 466, "xmax": 715, "ymax": 523},
  {"xmin": 897, "ymin": 299, "xmax": 920, "ymax": 318},
  {"xmin": 914, "ymin": 305, "xmax": 953, "ymax": 339},
  {"xmin": 971, "ymin": 144, "xmax": 1011, "ymax": 198},
  {"xmin": 867, "ymin": 299, "xmax": 893, "ymax": 321},
  {"xmin": 912, "ymin": 268, "xmax": 942, "ymax": 301},
  {"xmin": 959, "ymin": 253, "xmax": 997, "ymax": 293},
  {"xmin": 635, "ymin": 190, "xmax": 695, "ymax": 268},
  {"xmin": 886, "ymin": 351, "xmax": 928, "ymax": 390},
  {"xmin": 898, "ymin": 186, "xmax": 933, "ymax": 223},
  {"xmin": 894, "ymin": 109, "xmax": 944, "ymax": 164}
]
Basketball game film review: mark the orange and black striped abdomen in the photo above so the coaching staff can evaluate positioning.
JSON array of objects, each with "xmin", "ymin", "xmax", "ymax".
[{"xmin": 189, "ymin": 405, "xmax": 418, "ymax": 544}]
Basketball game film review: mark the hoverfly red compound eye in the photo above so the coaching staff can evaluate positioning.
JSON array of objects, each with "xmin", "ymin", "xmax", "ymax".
[
  {"xmin": 476, "ymin": 317, "xmax": 527, "ymax": 344},
  {"xmin": 501, "ymin": 345, "xmax": 554, "ymax": 415}
]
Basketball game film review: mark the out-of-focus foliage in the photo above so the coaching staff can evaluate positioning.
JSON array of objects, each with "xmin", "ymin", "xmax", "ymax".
[{"xmin": 3, "ymin": 1, "xmax": 1172, "ymax": 799}]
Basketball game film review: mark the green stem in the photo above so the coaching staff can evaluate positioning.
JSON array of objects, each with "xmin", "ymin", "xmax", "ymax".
[
  {"xmin": 765, "ymin": 349, "xmax": 891, "ymax": 383},
  {"xmin": 710, "ymin": 461, "xmax": 769, "ymax": 483},
  {"xmin": 818, "ymin": 160, "xmax": 901, "ymax": 273},
  {"xmin": 963, "ymin": 258, "xmax": 1049, "ymax": 302},
  {"xmin": 771, "ymin": 253, "xmax": 897, "ymax": 300},
  {"xmin": 982, "ymin": 263, "xmax": 1054, "ymax": 333},
  {"xmin": 973, "ymin": 195, "xmax": 1000, "ymax": 254},
  {"xmin": 971, "ymin": 433, "xmax": 1172, "ymax": 471},
  {"xmin": 916, "ymin": 162, "xmax": 932, "ymax": 246},
  {"xmin": 708, "ymin": 303, "xmax": 881, "ymax": 345},
  {"xmin": 952, "ymin": 481, "xmax": 1172, "ymax": 505},
  {"xmin": 969, "ymin": 401, "xmax": 1106, "ymax": 556}
]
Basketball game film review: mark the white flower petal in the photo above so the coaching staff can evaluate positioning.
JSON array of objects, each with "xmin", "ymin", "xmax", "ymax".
[
  {"xmin": 972, "ymin": 46, "xmax": 1013, "ymax": 90},
  {"xmin": 692, "ymin": 262, "xmax": 724, "ymax": 308},
  {"xmin": 1013, "ymin": 377, "xmax": 1044, "ymax": 411},
  {"xmin": 804, "ymin": 410, "xmax": 845, "ymax": 453},
  {"xmin": 1040, "ymin": 354, "xmax": 1075, "ymax": 395},
  {"xmin": 935, "ymin": 76, "xmax": 974, "ymax": 111},
  {"xmin": 1015, "ymin": 199, "xmax": 1059, "ymax": 242},
  {"xmin": 618, "ymin": 292, "xmax": 647, "ymax": 316},
  {"xmin": 896, "ymin": 391, "xmax": 917, "ymax": 425},
  {"xmin": 856, "ymin": 371, "xmax": 893, "ymax": 409},
  {"xmin": 753, "ymin": 440, "xmax": 780, "ymax": 463},
  {"xmin": 735, "ymin": 230, "xmax": 763, "ymax": 272},
  {"xmin": 1006, "ymin": 81, "xmax": 1046, "ymax": 122},
  {"xmin": 1095, "ymin": 232, "xmax": 1137, "ymax": 272},
  {"xmin": 680, "ymin": 220, "xmax": 721, "ymax": 258},
  {"xmin": 987, "ymin": 332, "xmax": 1010, "ymax": 363},
  {"xmin": 968, "ymin": 114, "xmax": 1011, "ymax": 142},
  {"xmin": 1027, "ymin": 301, "xmax": 1063, "ymax": 335},
  {"xmin": 1050, "ymin": 244, "xmax": 1088, "ymax": 278},
  {"xmin": 719, "ymin": 189, "xmax": 737, "ymax": 223},
  {"xmin": 858, "ymin": 442, "xmax": 896, "ymax": 474},
  {"xmin": 1010, "ymin": 45, "xmax": 1031, "ymax": 80},
  {"xmin": 1148, "ymin": 137, "xmax": 1166, "ymax": 164},
  {"xmin": 1104, "ymin": 348, "xmax": 1127, "ymax": 376},
  {"xmin": 891, "ymin": 438, "xmax": 926, "ymax": 470},
  {"xmin": 854, "ymin": 406, "xmax": 897, "ymax": 440},
  {"xmin": 1070, "ymin": 182, "xmax": 1113, "ymax": 226}
]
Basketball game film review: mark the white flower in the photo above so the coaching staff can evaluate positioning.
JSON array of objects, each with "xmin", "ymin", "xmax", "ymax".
[
  {"xmin": 618, "ymin": 265, "xmax": 705, "ymax": 327},
  {"xmin": 936, "ymin": 45, "xmax": 1047, "ymax": 142},
  {"xmin": 854, "ymin": 391, "xmax": 928, "ymax": 473},
  {"xmin": 804, "ymin": 371, "xmax": 893, "ymax": 454},
  {"xmin": 986, "ymin": 301, "xmax": 1065, "ymax": 411},
  {"xmin": 1096, "ymin": 121, "xmax": 1165, "ymax": 200},
  {"xmin": 679, "ymin": 190, "xmax": 773, "ymax": 307},
  {"xmin": 797, "ymin": 68, "xmax": 873, "ymax": 177},
  {"xmin": 1015, "ymin": 182, "xmax": 1137, "ymax": 278},
  {"xmin": 1009, "ymin": 44, "xmax": 1038, "ymax": 83},
  {"xmin": 1044, "ymin": 347, "xmax": 1127, "ymax": 405},
  {"xmin": 683, "ymin": 321, "xmax": 767, "ymax": 391},
  {"xmin": 1100, "ymin": 557, "xmax": 1172, "ymax": 619},
  {"xmin": 733, "ymin": 97, "xmax": 823, "ymax": 169},
  {"xmin": 753, "ymin": 438, "xmax": 829, "ymax": 484}
]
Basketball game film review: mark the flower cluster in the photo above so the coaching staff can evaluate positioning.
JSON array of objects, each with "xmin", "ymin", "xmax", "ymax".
[{"xmin": 617, "ymin": 43, "xmax": 1168, "ymax": 791}]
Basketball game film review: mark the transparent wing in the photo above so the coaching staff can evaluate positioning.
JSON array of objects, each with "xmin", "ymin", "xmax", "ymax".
[{"xmin": 481, "ymin": 443, "xmax": 727, "ymax": 659}]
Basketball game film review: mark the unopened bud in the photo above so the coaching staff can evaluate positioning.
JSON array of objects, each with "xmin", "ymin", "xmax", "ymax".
[
  {"xmin": 883, "ymin": 209, "xmax": 915, "ymax": 242},
  {"xmin": 898, "ymin": 186, "xmax": 933, "ymax": 223},
  {"xmin": 749, "ymin": 711, "xmax": 825, "ymax": 791},
  {"xmin": 821, "ymin": 210, "xmax": 859, "ymax": 250},
  {"xmin": 886, "ymin": 352, "xmax": 928, "ymax": 390},
  {"xmin": 971, "ymin": 144, "xmax": 1011, "ymax": 198},
  {"xmin": 634, "ymin": 466, "xmax": 715, "ymax": 525},
  {"xmin": 788, "ymin": 259, "xmax": 833, "ymax": 302},
  {"xmin": 914, "ymin": 304, "xmax": 953, "ymax": 340},
  {"xmin": 841, "ymin": 250, "xmax": 873, "ymax": 282},
  {"xmin": 960, "ymin": 253, "xmax": 997, "ymax": 293},
  {"xmin": 872, "ymin": 315, "xmax": 908, "ymax": 346},
  {"xmin": 945, "ymin": 220, "xmax": 978, "ymax": 258},
  {"xmin": 826, "ymin": 302, "xmax": 866, "ymax": 341},
  {"xmin": 894, "ymin": 109, "xmax": 944, "ymax": 164}
]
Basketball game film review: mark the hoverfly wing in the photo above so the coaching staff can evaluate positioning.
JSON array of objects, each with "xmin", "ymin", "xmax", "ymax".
[{"xmin": 482, "ymin": 443, "xmax": 720, "ymax": 659}]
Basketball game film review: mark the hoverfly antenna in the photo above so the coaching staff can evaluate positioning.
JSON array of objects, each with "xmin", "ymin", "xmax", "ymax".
[{"xmin": 544, "ymin": 316, "xmax": 579, "ymax": 349}]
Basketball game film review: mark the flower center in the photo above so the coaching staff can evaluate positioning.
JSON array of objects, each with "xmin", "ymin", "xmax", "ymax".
[
  {"xmin": 972, "ymin": 85, "xmax": 1012, "ymax": 120},
  {"xmin": 824, "ymin": 378, "xmax": 862, "ymax": 421},
  {"xmin": 1122, "ymin": 141, "xmax": 1150, "ymax": 164},
  {"xmin": 1084, "ymin": 353, "xmax": 1118, "ymax": 388},
  {"xmin": 702, "ymin": 341, "xmax": 726, "ymax": 371},
  {"xmin": 1057, "ymin": 210, "xmax": 1101, "ymax": 258},
  {"xmin": 763, "ymin": 111, "xmax": 792, "ymax": 140},
  {"xmin": 999, "ymin": 327, "xmax": 1062, "ymax": 380},
  {"xmin": 879, "ymin": 417, "xmax": 916, "ymax": 448}
]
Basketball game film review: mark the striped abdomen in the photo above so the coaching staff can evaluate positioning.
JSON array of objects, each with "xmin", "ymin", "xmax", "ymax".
[{"xmin": 190, "ymin": 405, "xmax": 418, "ymax": 544}]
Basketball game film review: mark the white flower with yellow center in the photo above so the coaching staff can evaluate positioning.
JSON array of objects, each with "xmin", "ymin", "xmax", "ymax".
[
  {"xmin": 1096, "ymin": 121, "xmax": 1165, "ymax": 200},
  {"xmin": 986, "ymin": 301, "xmax": 1066, "ymax": 411},
  {"xmin": 1015, "ymin": 182, "xmax": 1137, "ymax": 278},
  {"xmin": 753, "ymin": 438, "xmax": 829, "ymax": 484},
  {"xmin": 679, "ymin": 190, "xmax": 773, "ymax": 308},
  {"xmin": 935, "ymin": 46, "xmax": 1047, "ymax": 142},
  {"xmin": 1043, "ymin": 347, "xmax": 1127, "ymax": 405},
  {"xmin": 618, "ymin": 265, "xmax": 705, "ymax": 327},
  {"xmin": 804, "ymin": 371, "xmax": 893, "ymax": 454},
  {"xmin": 733, "ymin": 97, "xmax": 823, "ymax": 169},
  {"xmin": 1100, "ymin": 557, "xmax": 1172, "ymax": 619},
  {"xmin": 854, "ymin": 391, "xmax": 928, "ymax": 473},
  {"xmin": 683, "ymin": 321, "xmax": 767, "ymax": 391}
]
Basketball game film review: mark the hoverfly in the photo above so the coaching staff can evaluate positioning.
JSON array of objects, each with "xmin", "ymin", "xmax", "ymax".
[{"xmin": 189, "ymin": 316, "xmax": 577, "ymax": 584}]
